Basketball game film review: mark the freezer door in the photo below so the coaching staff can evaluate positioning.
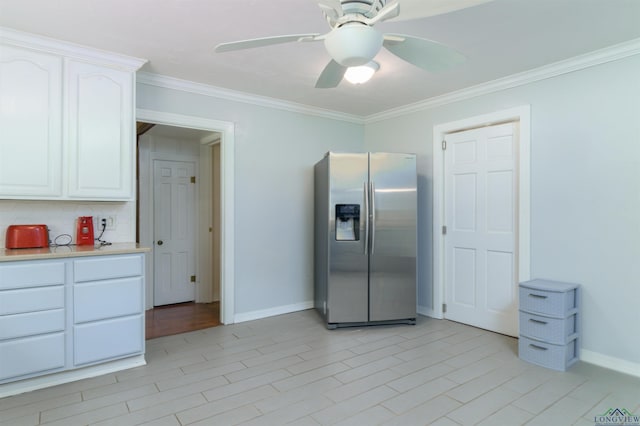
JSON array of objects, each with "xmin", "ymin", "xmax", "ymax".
[
  {"xmin": 327, "ymin": 153, "xmax": 369, "ymax": 324},
  {"xmin": 369, "ymin": 153, "xmax": 417, "ymax": 321}
]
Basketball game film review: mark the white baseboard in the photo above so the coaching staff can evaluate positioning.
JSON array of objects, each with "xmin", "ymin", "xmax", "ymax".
[
  {"xmin": 418, "ymin": 305, "xmax": 440, "ymax": 319},
  {"xmin": 581, "ymin": 349, "xmax": 640, "ymax": 378},
  {"xmin": 234, "ymin": 301, "xmax": 314, "ymax": 323},
  {"xmin": 0, "ymin": 355, "xmax": 146, "ymax": 399}
]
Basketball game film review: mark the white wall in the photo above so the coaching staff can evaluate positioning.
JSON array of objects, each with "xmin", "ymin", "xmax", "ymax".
[
  {"xmin": 364, "ymin": 55, "xmax": 640, "ymax": 368},
  {"xmin": 136, "ymin": 83, "xmax": 365, "ymax": 317}
]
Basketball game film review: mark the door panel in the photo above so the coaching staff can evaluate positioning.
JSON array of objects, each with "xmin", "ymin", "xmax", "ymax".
[
  {"xmin": 369, "ymin": 153, "xmax": 417, "ymax": 322},
  {"xmin": 153, "ymin": 160, "xmax": 196, "ymax": 306},
  {"xmin": 444, "ymin": 123, "xmax": 518, "ymax": 336},
  {"xmin": 327, "ymin": 153, "xmax": 368, "ymax": 324}
]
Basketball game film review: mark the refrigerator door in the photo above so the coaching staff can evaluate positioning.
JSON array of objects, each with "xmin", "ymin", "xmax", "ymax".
[
  {"xmin": 327, "ymin": 153, "xmax": 369, "ymax": 324},
  {"xmin": 369, "ymin": 153, "xmax": 417, "ymax": 322}
]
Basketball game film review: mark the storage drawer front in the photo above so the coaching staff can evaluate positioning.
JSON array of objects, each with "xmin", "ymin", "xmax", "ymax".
[
  {"xmin": 74, "ymin": 277, "xmax": 143, "ymax": 323},
  {"xmin": 74, "ymin": 315, "xmax": 143, "ymax": 366},
  {"xmin": 74, "ymin": 255, "xmax": 142, "ymax": 282},
  {"xmin": 519, "ymin": 311, "xmax": 576, "ymax": 344},
  {"xmin": 0, "ymin": 286, "xmax": 64, "ymax": 315},
  {"xmin": 0, "ymin": 261, "xmax": 65, "ymax": 290},
  {"xmin": 518, "ymin": 336, "xmax": 578, "ymax": 371},
  {"xmin": 0, "ymin": 333, "xmax": 65, "ymax": 381},
  {"xmin": 0, "ymin": 309, "xmax": 65, "ymax": 340},
  {"xmin": 519, "ymin": 287, "xmax": 576, "ymax": 316}
]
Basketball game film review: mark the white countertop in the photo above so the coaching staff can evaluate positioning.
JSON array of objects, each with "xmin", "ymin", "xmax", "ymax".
[{"xmin": 0, "ymin": 243, "xmax": 150, "ymax": 262}]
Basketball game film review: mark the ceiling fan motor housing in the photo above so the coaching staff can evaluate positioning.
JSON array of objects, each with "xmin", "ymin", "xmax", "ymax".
[{"xmin": 324, "ymin": 23, "xmax": 383, "ymax": 67}]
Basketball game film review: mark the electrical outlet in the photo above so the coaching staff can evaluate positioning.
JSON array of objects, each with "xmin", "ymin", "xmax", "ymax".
[{"xmin": 97, "ymin": 215, "xmax": 117, "ymax": 230}]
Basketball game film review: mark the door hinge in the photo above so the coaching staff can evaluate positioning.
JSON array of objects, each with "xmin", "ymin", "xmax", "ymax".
[
  {"xmin": 442, "ymin": 303, "xmax": 447, "ymax": 313},
  {"xmin": 442, "ymin": 140, "xmax": 447, "ymax": 150},
  {"xmin": 190, "ymin": 176, "xmax": 196, "ymax": 184},
  {"xmin": 442, "ymin": 225, "xmax": 447, "ymax": 235},
  {"xmin": 190, "ymin": 275, "xmax": 196, "ymax": 283}
]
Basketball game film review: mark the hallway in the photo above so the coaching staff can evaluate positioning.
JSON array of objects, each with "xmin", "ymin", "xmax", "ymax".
[{"xmin": 145, "ymin": 302, "xmax": 220, "ymax": 339}]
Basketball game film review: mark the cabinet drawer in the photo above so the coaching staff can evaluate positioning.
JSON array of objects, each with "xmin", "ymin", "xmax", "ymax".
[
  {"xmin": 74, "ymin": 255, "xmax": 142, "ymax": 282},
  {"xmin": 0, "ymin": 309, "xmax": 65, "ymax": 340},
  {"xmin": 519, "ymin": 311, "xmax": 577, "ymax": 344},
  {"xmin": 518, "ymin": 335, "xmax": 578, "ymax": 371},
  {"xmin": 74, "ymin": 277, "xmax": 143, "ymax": 323},
  {"xmin": 0, "ymin": 261, "xmax": 65, "ymax": 290},
  {"xmin": 0, "ymin": 286, "xmax": 64, "ymax": 315},
  {"xmin": 0, "ymin": 333, "xmax": 65, "ymax": 381},
  {"xmin": 74, "ymin": 315, "xmax": 143, "ymax": 366},
  {"xmin": 519, "ymin": 286, "xmax": 576, "ymax": 316}
]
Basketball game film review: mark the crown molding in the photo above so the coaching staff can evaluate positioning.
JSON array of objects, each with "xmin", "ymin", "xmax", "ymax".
[
  {"xmin": 0, "ymin": 26, "xmax": 147, "ymax": 71},
  {"xmin": 136, "ymin": 72, "xmax": 365, "ymax": 125},
  {"xmin": 365, "ymin": 37, "xmax": 640, "ymax": 123}
]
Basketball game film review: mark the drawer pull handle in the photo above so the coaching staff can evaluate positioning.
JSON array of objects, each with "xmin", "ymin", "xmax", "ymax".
[
  {"xmin": 529, "ymin": 318, "xmax": 548, "ymax": 325},
  {"xmin": 529, "ymin": 344, "xmax": 548, "ymax": 351},
  {"xmin": 528, "ymin": 293, "xmax": 547, "ymax": 299}
]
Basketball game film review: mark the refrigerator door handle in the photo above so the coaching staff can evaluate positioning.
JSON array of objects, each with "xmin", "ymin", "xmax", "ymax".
[
  {"xmin": 370, "ymin": 181, "xmax": 376, "ymax": 255},
  {"xmin": 364, "ymin": 181, "xmax": 369, "ymax": 255}
]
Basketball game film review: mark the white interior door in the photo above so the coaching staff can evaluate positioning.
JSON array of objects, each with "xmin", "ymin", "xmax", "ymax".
[
  {"xmin": 153, "ymin": 159, "xmax": 197, "ymax": 306},
  {"xmin": 444, "ymin": 122, "xmax": 518, "ymax": 336}
]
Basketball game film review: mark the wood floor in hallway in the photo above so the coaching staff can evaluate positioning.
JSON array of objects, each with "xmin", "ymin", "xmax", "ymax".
[{"xmin": 145, "ymin": 301, "xmax": 221, "ymax": 339}]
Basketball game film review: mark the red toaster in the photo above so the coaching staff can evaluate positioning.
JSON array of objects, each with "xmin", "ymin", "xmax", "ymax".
[{"xmin": 5, "ymin": 224, "xmax": 49, "ymax": 249}]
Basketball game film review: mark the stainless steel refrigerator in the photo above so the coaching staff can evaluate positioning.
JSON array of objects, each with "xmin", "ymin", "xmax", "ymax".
[{"xmin": 314, "ymin": 152, "xmax": 417, "ymax": 328}]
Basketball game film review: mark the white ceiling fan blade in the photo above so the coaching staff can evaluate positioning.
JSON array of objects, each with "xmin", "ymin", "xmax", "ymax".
[
  {"xmin": 391, "ymin": 0, "xmax": 494, "ymax": 21},
  {"xmin": 364, "ymin": 1, "xmax": 400, "ymax": 26},
  {"xmin": 318, "ymin": 0, "xmax": 344, "ymax": 20},
  {"xmin": 315, "ymin": 59, "xmax": 347, "ymax": 88},
  {"xmin": 215, "ymin": 34, "xmax": 321, "ymax": 53},
  {"xmin": 383, "ymin": 34, "xmax": 465, "ymax": 72}
]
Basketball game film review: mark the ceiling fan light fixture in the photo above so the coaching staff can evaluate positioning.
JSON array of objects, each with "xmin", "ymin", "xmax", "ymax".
[
  {"xmin": 324, "ymin": 24, "xmax": 383, "ymax": 67},
  {"xmin": 344, "ymin": 61, "xmax": 379, "ymax": 84}
]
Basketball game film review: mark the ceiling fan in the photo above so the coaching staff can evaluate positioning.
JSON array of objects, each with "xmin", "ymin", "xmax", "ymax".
[{"xmin": 215, "ymin": 0, "xmax": 492, "ymax": 88}]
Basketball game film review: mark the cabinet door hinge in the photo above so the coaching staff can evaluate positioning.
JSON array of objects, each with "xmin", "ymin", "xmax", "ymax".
[
  {"xmin": 442, "ymin": 225, "xmax": 447, "ymax": 235},
  {"xmin": 190, "ymin": 176, "xmax": 196, "ymax": 184},
  {"xmin": 442, "ymin": 140, "xmax": 447, "ymax": 150},
  {"xmin": 190, "ymin": 275, "xmax": 196, "ymax": 283},
  {"xmin": 442, "ymin": 303, "xmax": 447, "ymax": 313}
]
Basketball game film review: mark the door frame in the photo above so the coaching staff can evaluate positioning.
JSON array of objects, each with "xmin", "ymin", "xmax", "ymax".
[
  {"xmin": 137, "ymin": 108, "xmax": 235, "ymax": 325},
  {"xmin": 432, "ymin": 105, "xmax": 531, "ymax": 320}
]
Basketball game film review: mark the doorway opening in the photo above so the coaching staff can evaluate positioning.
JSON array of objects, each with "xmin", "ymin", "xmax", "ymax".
[{"xmin": 135, "ymin": 109, "xmax": 235, "ymax": 338}]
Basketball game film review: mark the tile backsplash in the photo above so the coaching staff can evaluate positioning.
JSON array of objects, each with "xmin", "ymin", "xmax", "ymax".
[{"xmin": 0, "ymin": 200, "xmax": 136, "ymax": 247}]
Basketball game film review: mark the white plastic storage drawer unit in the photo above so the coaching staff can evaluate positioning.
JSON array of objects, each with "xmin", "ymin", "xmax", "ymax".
[{"xmin": 518, "ymin": 279, "xmax": 580, "ymax": 371}]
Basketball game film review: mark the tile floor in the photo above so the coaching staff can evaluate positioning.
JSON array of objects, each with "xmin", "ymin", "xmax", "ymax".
[{"xmin": 1, "ymin": 310, "xmax": 639, "ymax": 425}]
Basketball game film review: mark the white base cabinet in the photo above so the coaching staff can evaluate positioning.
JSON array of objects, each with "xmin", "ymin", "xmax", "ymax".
[
  {"xmin": 0, "ymin": 253, "xmax": 145, "ymax": 390},
  {"xmin": 73, "ymin": 255, "xmax": 144, "ymax": 366},
  {"xmin": 0, "ymin": 260, "xmax": 66, "ymax": 381}
]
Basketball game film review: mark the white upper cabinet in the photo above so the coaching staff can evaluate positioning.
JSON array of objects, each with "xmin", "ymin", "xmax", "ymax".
[
  {"xmin": 0, "ymin": 28, "xmax": 146, "ymax": 201},
  {"xmin": 66, "ymin": 60, "xmax": 134, "ymax": 199},
  {"xmin": 0, "ymin": 46, "xmax": 63, "ymax": 197}
]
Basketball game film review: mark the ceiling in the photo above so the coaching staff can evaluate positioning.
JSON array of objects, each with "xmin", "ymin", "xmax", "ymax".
[{"xmin": 1, "ymin": 0, "xmax": 639, "ymax": 117}]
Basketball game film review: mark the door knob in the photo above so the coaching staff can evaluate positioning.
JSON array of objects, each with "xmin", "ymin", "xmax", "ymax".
[{"xmin": 157, "ymin": 240, "xmax": 163, "ymax": 246}]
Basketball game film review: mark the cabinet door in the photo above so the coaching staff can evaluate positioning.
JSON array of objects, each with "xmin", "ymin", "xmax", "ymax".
[
  {"xmin": 0, "ymin": 45, "xmax": 62, "ymax": 198},
  {"xmin": 74, "ymin": 315, "xmax": 143, "ymax": 366},
  {"xmin": 66, "ymin": 60, "xmax": 134, "ymax": 200}
]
